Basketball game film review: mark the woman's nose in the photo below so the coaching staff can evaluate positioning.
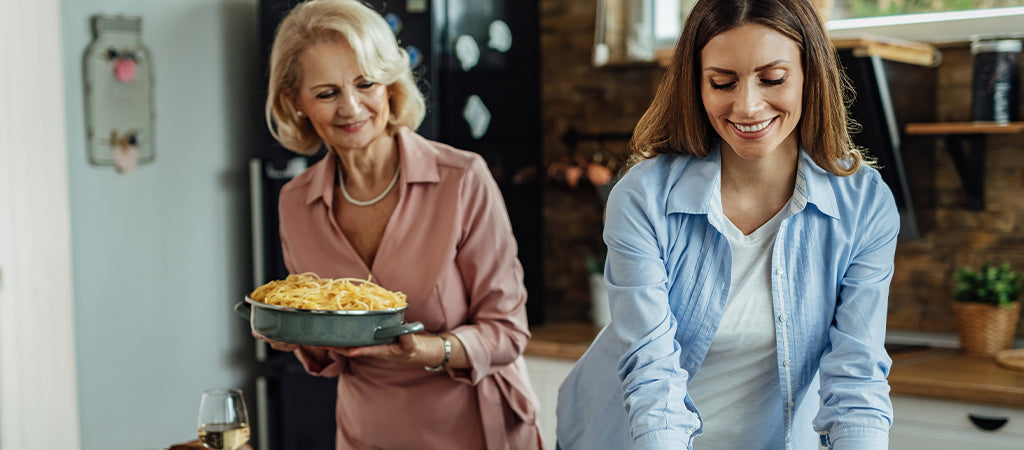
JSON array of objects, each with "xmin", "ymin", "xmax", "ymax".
[
  {"xmin": 733, "ymin": 82, "xmax": 764, "ymax": 116},
  {"xmin": 334, "ymin": 89, "xmax": 360, "ymax": 116}
]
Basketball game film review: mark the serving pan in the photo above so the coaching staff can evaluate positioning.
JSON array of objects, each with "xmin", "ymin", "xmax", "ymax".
[{"xmin": 234, "ymin": 296, "xmax": 424, "ymax": 347}]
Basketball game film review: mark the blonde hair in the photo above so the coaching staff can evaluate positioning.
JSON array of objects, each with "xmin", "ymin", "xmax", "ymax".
[
  {"xmin": 265, "ymin": 0, "xmax": 426, "ymax": 154},
  {"xmin": 628, "ymin": 0, "xmax": 869, "ymax": 176}
]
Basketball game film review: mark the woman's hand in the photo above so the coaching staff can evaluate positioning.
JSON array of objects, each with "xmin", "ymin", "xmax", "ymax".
[
  {"xmin": 252, "ymin": 330, "xmax": 464, "ymax": 369},
  {"xmin": 250, "ymin": 330, "xmax": 303, "ymax": 353},
  {"xmin": 250, "ymin": 330, "xmax": 335, "ymax": 373},
  {"xmin": 329, "ymin": 333, "xmax": 443, "ymax": 367}
]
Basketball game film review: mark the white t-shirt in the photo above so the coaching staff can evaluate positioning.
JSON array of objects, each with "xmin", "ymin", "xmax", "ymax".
[{"xmin": 687, "ymin": 202, "xmax": 790, "ymax": 449}]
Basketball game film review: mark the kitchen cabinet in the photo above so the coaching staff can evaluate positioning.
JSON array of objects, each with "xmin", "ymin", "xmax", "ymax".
[
  {"xmin": 890, "ymin": 396, "xmax": 1024, "ymax": 450},
  {"xmin": 524, "ymin": 323, "xmax": 598, "ymax": 449},
  {"xmin": 525, "ymin": 355, "xmax": 577, "ymax": 449}
]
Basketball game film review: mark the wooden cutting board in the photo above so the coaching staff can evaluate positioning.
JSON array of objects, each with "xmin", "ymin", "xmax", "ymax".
[{"xmin": 995, "ymin": 348, "xmax": 1024, "ymax": 372}]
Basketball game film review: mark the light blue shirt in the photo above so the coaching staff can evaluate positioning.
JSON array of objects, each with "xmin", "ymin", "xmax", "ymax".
[{"xmin": 556, "ymin": 144, "xmax": 898, "ymax": 450}]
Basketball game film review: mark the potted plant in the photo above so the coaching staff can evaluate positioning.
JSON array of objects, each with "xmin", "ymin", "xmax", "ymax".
[{"xmin": 952, "ymin": 262, "xmax": 1022, "ymax": 356}]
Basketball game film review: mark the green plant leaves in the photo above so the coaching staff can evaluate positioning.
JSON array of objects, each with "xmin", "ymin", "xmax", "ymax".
[{"xmin": 952, "ymin": 262, "xmax": 1021, "ymax": 307}]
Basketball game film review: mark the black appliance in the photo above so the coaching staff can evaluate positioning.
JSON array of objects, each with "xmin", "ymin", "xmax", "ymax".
[{"xmin": 249, "ymin": 1, "xmax": 542, "ymax": 448}]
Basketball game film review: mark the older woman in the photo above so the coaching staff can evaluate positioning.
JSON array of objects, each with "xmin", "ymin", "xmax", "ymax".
[
  {"xmin": 556, "ymin": 0, "xmax": 899, "ymax": 449},
  {"xmin": 257, "ymin": 1, "xmax": 542, "ymax": 448}
]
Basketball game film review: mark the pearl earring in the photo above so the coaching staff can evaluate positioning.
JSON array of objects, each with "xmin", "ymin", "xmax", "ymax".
[{"xmin": 297, "ymin": 111, "xmax": 304, "ymax": 117}]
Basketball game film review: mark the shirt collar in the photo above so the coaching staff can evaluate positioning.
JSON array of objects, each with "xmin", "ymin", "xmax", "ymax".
[
  {"xmin": 395, "ymin": 128, "xmax": 440, "ymax": 184},
  {"xmin": 305, "ymin": 149, "xmax": 335, "ymax": 206},
  {"xmin": 665, "ymin": 140, "xmax": 840, "ymax": 220},
  {"xmin": 797, "ymin": 149, "xmax": 840, "ymax": 219},
  {"xmin": 303, "ymin": 128, "xmax": 440, "ymax": 206}
]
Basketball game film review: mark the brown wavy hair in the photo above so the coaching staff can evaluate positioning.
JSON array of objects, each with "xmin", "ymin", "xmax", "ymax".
[
  {"xmin": 264, "ymin": 0, "xmax": 426, "ymax": 154},
  {"xmin": 626, "ymin": 0, "xmax": 869, "ymax": 176}
]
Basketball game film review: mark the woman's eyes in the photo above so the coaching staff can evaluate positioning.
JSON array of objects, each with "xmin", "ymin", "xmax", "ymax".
[
  {"xmin": 708, "ymin": 77, "xmax": 786, "ymax": 90},
  {"xmin": 315, "ymin": 89, "xmax": 337, "ymax": 99},
  {"xmin": 311, "ymin": 81, "xmax": 377, "ymax": 99}
]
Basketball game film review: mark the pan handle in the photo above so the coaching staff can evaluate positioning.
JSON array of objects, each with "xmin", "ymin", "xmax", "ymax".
[
  {"xmin": 374, "ymin": 321, "xmax": 425, "ymax": 340},
  {"xmin": 233, "ymin": 301, "xmax": 252, "ymax": 321}
]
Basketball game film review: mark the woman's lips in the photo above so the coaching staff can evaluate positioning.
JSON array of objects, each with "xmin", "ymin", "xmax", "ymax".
[
  {"xmin": 335, "ymin": 119, "xmax": 368, "ymax": 133},
  {"xmin": 729, "ymin": 117, "xmax": 775, "ymax": 138}
]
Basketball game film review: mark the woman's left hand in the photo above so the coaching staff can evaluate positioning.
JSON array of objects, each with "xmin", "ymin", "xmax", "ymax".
[{"xmin": 326, "ymin": 332, "xmax": 428, "ymax": 365}]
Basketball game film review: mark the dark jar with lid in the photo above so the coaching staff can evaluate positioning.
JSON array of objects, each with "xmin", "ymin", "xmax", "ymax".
[{"xmin": 971, "ymin": 39, "xmax": 1021, "ymax": 123}]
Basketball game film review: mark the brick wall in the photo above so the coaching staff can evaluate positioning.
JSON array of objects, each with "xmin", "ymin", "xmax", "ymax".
[
  {"xmin": 889, "ymin": 44, "xmax": 1024, "ymax": 336},
  {"xmin": 538, "ymin": 1, "xmax": 1024, "ymax": 336},
  {"xmin": 539, "ymin": 0, "xmax": 662, "ymax": 322}
]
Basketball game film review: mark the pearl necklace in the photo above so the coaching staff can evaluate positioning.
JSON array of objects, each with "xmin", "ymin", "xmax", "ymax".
[{"xmin": 337, "ymin": 161, "xmax": 401, "ymax": 207}]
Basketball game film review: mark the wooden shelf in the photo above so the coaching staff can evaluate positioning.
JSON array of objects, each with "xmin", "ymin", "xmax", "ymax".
[
  {"xmin": 831, "ymin": 35, "xmax": 940, "ymax": 67},
  {"xmin": 906, "ymin": 122, "xmax": 1024, "ymax": 135},
  {"xmin": 904, "ymin": 122, "xmax": 1024, "ymax": 210}
]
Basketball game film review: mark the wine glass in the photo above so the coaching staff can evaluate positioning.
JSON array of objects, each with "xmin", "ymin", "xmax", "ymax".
[{"xmin": 197, "ymin": 388, "xmax": 250, "ymax": 450}]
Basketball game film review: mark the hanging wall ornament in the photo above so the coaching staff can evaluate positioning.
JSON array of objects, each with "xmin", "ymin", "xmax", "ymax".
[
  {"xmin": 83, "ymin": 15, "xmax": 154, "ymax": 172},
  {"xmin": 106, "ymin": 129, "xmax": 140, "ymax": 173}
]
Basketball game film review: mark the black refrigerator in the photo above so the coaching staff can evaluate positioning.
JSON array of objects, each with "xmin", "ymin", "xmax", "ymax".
[{"xmin": 248, "ymin": 1, "xmax": 542, "ymax": 448}]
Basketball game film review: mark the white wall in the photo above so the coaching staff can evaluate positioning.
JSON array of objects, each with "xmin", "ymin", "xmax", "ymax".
[
  {"xmin": 60, "ymin": 1, "xmax": 261, "ymax": 448},
  {"xmin": 0, "ymin": 0, "xmax": 80, "ymax": 448}
]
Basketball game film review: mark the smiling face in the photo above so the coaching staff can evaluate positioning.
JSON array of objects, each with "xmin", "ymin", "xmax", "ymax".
[
  {"xmin": 700, "ymin": 23, "xmax": 803, "ymax": 163},
  {"xmin": 295, "ymin": 39, "xmax": 392, "ymax": 154}
]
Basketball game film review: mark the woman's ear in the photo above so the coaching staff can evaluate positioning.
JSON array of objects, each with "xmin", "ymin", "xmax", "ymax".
[{"xmin": 286, "ymin": 94, "xmax": 304, "ymax": 119}]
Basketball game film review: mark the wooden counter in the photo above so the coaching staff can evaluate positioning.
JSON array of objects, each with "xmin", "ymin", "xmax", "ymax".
[
  {"xmin": 526, "ymin": 322, "xmax": 1024, "ymax": 409},
  {"xmin": 525, "ymin": 322, "xmax": 601, "ymax": 360},
  {"xmin": 889, "ymin": 347, "xmax": 1024, "ymax": 409}
]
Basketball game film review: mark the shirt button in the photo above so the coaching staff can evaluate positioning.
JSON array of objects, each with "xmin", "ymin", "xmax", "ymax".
[
  {"xmin": 776, "ymin": 267, "xmax": 785, "ymax": 275},
  {"xmin": 786, "ymin": 436, "xmax": 793, "ymax": 443},
  {"xmin": 783, "ymin": 359, "xmax": 791, "ymax": 367},
  {"xmin": 779, "ymin": 314, "xmax": 788, "ymax": 323},
  {"xmin": 789, "ymin": 401, "xmax": 795, "ymax": 408}
]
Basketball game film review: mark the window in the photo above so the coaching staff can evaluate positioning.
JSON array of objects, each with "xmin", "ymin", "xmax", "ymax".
[
  {"xmin": 832, "ymin": 0, "xmax": 1024, "ymax": 20},
  {"xmin": 652, "ymin": 0, "xmax": 687, "ymax": 43},
  {"xmin": 599, "ymin": 0, "xmax": 1024, "ymax": 66},
  {"xmin": 827, "ymin": 4, "xmax": 1024, "ymax": 43}
]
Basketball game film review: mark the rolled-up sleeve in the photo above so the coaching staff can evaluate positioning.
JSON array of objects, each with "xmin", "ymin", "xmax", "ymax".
[
  {"xmin": 604, "ymin": 171, "xmax": 700, "ymax": 448},
  {"xmin": 448, "ymin": 157, "xmax": 531, "ymax": 385},
  {"xmin": 814, "ymin": 173, "xmax": 899, "ymax": 448}
]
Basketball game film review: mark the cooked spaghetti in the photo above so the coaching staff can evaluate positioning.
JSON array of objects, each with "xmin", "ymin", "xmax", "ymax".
[{"xmin": 249, "ymin": 273, "xmax": 407, "ymax": 311}]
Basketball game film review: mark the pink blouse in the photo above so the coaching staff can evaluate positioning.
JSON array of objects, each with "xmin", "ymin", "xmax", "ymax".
[{"xmin": 278, "ymin": 128, "xmax": 542, "ymax": 450}]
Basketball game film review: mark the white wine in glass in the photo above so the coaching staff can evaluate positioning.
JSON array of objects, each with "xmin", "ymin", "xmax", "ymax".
[{"xmin": 197, "ymin": 388, "xmax": 250, "ymax": 450}]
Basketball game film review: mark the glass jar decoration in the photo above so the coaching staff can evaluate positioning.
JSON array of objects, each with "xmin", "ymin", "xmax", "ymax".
[
  {"xmin": 971, "ymin": 39, "xmax": 1021, "ymax": 124},
  {"xmin": 83, "ymin": 15, "xmax": 155, "ymax": 172}
]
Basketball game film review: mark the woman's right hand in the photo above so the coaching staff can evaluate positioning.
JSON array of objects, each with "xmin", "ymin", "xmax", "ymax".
[
  {"xmin": 250, "ymin": 331, "xmax": 338, "ymax": 374},
  {"xmin": 250, "ymin": 330, "xmax": 301, "ymax": 352}
]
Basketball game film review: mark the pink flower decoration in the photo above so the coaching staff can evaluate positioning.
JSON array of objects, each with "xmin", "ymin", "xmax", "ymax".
[{"xmin": 114, "ymin": 60, "xmax": 136, "ymax": 82}]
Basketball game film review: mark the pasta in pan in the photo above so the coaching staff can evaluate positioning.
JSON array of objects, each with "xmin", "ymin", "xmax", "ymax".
[{"xmin": 249, "ymin": 272, "xmax": 407, "ymax": 311}]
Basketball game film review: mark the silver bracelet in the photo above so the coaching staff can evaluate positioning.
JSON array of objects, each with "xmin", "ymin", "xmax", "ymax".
[{"xmin": 424, "ymin": 333, "xmax": 451, "ymax": 372}]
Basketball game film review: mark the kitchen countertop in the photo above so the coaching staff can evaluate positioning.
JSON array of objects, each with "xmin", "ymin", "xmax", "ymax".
[
  {"xmin": 525, "ymin": 322, "xmax": 1024, "ymax": 409},
  {"xmin": 887, "ymin": 346, "xmax": 1024, "ymax": 409},
  {"xmin": 525, "ymin": 322, "xmax": 601, "ymax": 360}
]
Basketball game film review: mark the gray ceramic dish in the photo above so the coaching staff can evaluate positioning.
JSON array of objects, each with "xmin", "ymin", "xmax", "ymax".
[{"xmin": 234, "ymin": 297, "xmax": 424, "ymax": 347}]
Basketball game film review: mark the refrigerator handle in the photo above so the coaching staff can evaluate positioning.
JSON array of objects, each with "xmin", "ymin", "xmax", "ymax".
[{"xmin": 249, "ymin": 158, "xmax": 269, "ymax": 363}]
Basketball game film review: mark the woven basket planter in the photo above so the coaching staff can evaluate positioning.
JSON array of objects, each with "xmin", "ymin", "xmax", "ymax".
[{"xmin": 953, "ymin": 301, "xmax": 1020, "ymax": 356}]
